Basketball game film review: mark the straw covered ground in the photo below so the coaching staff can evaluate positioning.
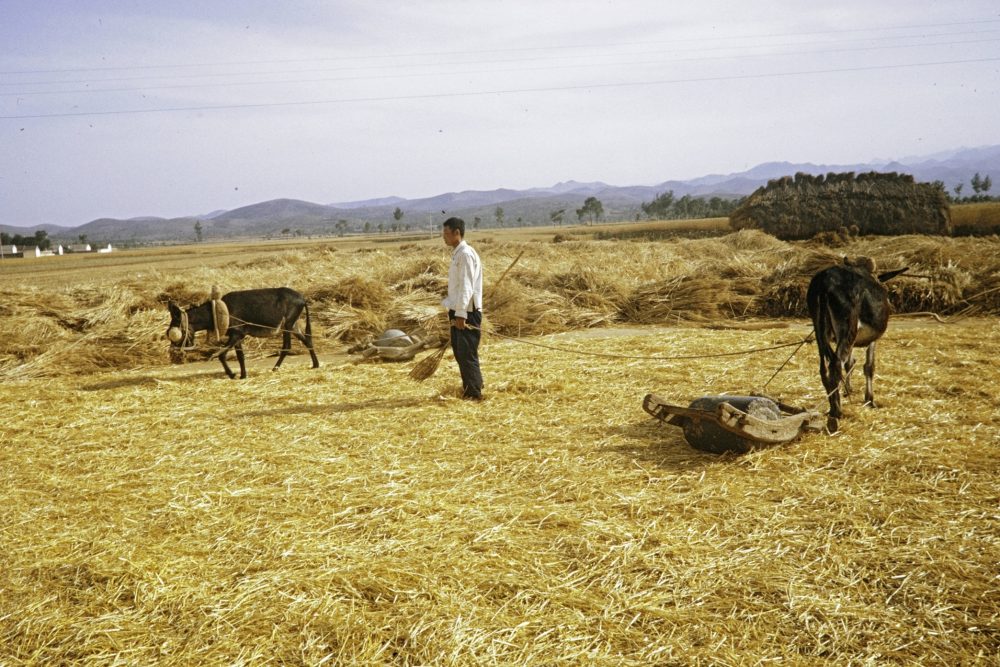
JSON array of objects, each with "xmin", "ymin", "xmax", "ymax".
[{"xmin": 0, "ymin": 230, "xmax": 998, "ymax": 664}]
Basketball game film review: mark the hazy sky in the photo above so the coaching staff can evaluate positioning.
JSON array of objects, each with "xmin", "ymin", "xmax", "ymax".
[{"xmin": 2, "ymin": 1, "xmax": 999, "ymax": 226}]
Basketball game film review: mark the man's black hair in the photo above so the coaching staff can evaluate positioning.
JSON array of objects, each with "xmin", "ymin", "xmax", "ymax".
[{"xmin": 442, "ymin": 217, "xmax": 465, "ymax": 236}]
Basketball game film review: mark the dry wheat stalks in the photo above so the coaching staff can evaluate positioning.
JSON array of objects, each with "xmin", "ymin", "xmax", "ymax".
[{"xmin": 2, "ymin": 321, "xmax": 998, "ymax": 664}]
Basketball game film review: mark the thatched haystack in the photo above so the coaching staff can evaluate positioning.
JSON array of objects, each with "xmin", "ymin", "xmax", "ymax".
[{"xmin": 730, "ymin": 171, "xmax": 951, "ymax": 239}]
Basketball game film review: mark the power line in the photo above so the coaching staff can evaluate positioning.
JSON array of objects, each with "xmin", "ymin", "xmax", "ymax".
[
  {"xmin": 3, "ymin": 35, "xmax": 996, "ymax": 99},
  {"xmin": 4, "ymin": 29, "xmax": 998, "ymax": 90},
  {"xmin": 3, "ymin": 56, "xmax": 997, "ymax": 121},
  {"xmin": 2, "ymin": 17, "xmax": 999, "ymax": 77}
]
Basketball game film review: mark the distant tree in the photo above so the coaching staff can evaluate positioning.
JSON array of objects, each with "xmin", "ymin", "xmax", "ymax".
[
  {"xmin": 954, "ymin": 183, "xmax": 964, "ymax": 198},
  {"xmin": 971, "ymin": 172, "xmax": 984, "ymax": 194},
  {"xmin": 675, "ymin": 194, "xmax": 696, "ymax": 218},
  {"xmin": 281, "ymin": 227, "xmax": 291, "ymax": 236},
  {"xmin": 575, "ymin": 196, "xmax": 604, "ymax": 224},
  {"xmin": 0, "ymin": 232, "xmax": 10, "ymax": 245},
  {"xmin": 78, "ymin": 233, "xmax": 88, "ymax": 244},
  {"xmin": 982, "ymin": 174, "xmax": 993, "ymax": 194},
  {"xmin": 193, "ymin": 221, "xmax": 203, "ymax": 242},
  {"xmin": 550, "ymin": 208, "xmax": 565, "ymax": 226},
  {"xmin": 335, "ymin": 219, "xmax": 348, "ymax": 237},
  {"xmin": 33, "ymin": 230, "xmax": 51, "ymax": 250},
  {"xmin": 516, "ymin": 217, "xmax": 523, "ymax": 226},
  {"xmin": 377, "ymin": 223, "xmax": 384, "ymax": 234},
  {"xmin": 473, "ymin": 216, "xmax": 481, "ymax": 229},
  {"xmin": 393, "ymin": 207, "xmax": 404, "ymax": 223},
  {"xmin": 494, "ymin": 206, "xmax": 505, "ymax": 228},
  {"xmin": 363, "ymin": 222, "xmax": 371, "ymax": 233},
  {"xmin": 640, "ymin": 190, "xmax": 675, "ymax": 219}
]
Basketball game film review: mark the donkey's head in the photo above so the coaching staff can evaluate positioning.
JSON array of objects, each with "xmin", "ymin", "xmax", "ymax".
[{"xmin": 166, "ymin": 301, "xmax": 196, "ymax": 363}]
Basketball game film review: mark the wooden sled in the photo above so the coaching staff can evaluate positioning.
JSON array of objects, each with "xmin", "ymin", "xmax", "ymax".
[{"xmin": 643, "ymin": 394, "xmax": 824, "ymax": 454}]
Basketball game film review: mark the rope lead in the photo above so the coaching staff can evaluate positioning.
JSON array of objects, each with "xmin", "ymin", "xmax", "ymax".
[{"xmin": 468, "ymin": 324, "xmax": 812, "ymax": 361}]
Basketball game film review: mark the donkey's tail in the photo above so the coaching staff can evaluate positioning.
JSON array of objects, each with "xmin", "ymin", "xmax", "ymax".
[{"xmin": 814, "ymin": 292, "xmax": 836, "ymax": 362}]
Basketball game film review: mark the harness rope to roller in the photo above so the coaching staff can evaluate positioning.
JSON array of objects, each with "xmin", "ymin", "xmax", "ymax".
[
  {"xmin": 465, "ymin": 323, "xmax": 812, "ymax": 361},
  {"xmin": 180, "ymin": 312, "xmax": 298, "ymax": 354}
]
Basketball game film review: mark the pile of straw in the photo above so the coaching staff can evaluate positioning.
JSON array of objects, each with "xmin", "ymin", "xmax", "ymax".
[{"xmin": 731, "ymin": 171, "xmax": 951, "ymax": 238}]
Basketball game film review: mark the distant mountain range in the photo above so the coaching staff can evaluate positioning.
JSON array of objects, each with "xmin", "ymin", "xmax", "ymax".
[{"xmin": 6, "ymin": 145, "xmax": 999, "ymax": 244}]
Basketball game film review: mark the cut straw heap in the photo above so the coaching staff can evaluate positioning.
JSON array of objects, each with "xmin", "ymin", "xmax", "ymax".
[{"xmin": 409, "ymin": 249, "xmax": 524, "ymax": 382}]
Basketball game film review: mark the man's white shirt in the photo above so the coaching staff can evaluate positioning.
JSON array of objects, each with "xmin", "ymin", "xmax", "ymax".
[{"xmin": 442, "ymin": 239, "xmax": 483, "ymax": 319}]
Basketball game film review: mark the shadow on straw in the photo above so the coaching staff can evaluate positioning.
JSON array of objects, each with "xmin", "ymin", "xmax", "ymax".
[
  {"xmin": 78, "ymin": 372, "xmax": 223, "ymax": 391},
  {"xmin": 599, "ymin": 420, "xmax": 726, "ymax": 469}
]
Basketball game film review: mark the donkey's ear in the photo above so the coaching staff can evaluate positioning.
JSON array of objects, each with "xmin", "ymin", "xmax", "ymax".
[
  {"xmin": 168, "ymin": 301, "xmax": 181, "ymax": 316},
  {"xmin": 878, "ymin": 267, "xmax": 909, "ymax": 283}
]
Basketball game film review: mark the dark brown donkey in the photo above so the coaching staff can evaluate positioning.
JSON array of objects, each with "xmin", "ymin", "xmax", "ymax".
[
  {"xmin": 167, "ymin": 287, "xmax": 319, "ymax": 378},
  {"xmin": 806, "ymin": 257, "xmax": 908, "ymax": 432}
]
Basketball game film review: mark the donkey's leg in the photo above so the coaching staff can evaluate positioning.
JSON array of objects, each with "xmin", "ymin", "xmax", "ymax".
[
  {"xmin": 291, "ymin": 329, "xmax": 320, "ymax": 368},
  {"xmin": 818, "ymin": 351, "xmax": 841, "ymax": 433},
  {"xmin": 304, "ymin": 305, "xmax": 319, "ymax": 369},
  {"xmin": 826, "ymin": 360, "xmax": 843, "ymax": 433},
  {"xmin": 863, "ymin": 341, "xmax": 878, "ymax": 407},
  {"xmin": 843, "ymin": 350, "xmax": 856, "ymax": 396},
  {"xmin": 273, "ymin": 329, "xmax": 292, "ymax": 370},
  {"xmin": 235, "ymin": 339, "xmax": 248, "ymax": 379},
  {"xmin": 218, "ymin": 335, "xmax": 238, "ymax": 379},
  {"xmin": 826, "ymin": 325, "xmax": 856, "ymax": 432}
]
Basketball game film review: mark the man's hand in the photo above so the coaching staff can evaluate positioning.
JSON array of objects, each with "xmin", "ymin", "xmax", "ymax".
[{"xmin": 452, "ymin": 317, "xmax": 466, "ymax": 330}]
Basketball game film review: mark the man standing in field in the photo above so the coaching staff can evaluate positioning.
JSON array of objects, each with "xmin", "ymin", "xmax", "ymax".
[{"xmin": 441, "ymin": 217, "xmax": 484, "ymax": 400}]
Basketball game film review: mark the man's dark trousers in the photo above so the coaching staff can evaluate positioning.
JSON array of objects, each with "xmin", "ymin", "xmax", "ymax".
[{"xmin": 449, "ymin": 309, "xmax": 482, "ymax": 399}]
